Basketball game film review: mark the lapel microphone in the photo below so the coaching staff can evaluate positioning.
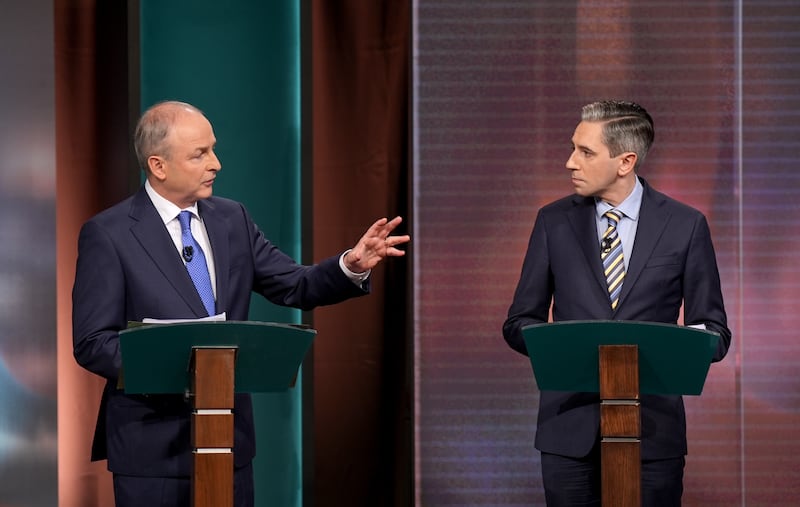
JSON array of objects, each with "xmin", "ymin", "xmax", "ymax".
[
  {"xmin": 601, "ymin": 237, "xmax": 613, "ymax": 253},
  {"xmin": 182, "ymin": 245, "xmax": 194, "ymax": 262}
]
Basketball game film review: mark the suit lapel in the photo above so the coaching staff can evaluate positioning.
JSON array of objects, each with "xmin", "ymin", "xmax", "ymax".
[
  {"xmin": 128, "ymin": 188, "xmax": 209, "ymax": 317},
  {"xmin": 199, "ymin": 199, "xmax": 230, "ymax": 315},
  {"xmin": 566, "ymin": 196, "xmax": 609, "ymax": 296},
  {"xmin": 617, "ymin": 180, "xmax": 671, "ymax": 307}
]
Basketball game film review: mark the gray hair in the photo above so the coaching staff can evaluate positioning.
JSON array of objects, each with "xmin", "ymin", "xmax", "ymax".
[
  {"xmin": 581, "ymin": 100, "xmax": 654, "ymax": 169},
  {"xmin": 134, "ymin": 101, "xmax": 204, "ymax": 170}
]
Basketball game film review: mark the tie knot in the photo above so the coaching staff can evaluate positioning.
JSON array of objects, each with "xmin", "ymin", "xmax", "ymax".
[
  {"xmin": 178, "ymin": 210, "xmax": 193, "ymax": 232},
  {"xmin": 604, "ymin": 209, "xmax": 623, "ymax": 227}
]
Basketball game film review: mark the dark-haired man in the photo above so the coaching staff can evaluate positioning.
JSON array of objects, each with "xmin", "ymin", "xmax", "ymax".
[{"xmin": 503, "ymin": 100, "xmax": 730, "ymax": 506}]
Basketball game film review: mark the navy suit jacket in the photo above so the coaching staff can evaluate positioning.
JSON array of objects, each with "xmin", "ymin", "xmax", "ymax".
[
  {"xmin": 73, "ymin": 187, "xmax": 367, "ymax": 476},
  {"xmin": 503, "ymin": 178, "xmax": 731, "ymax": 460}
]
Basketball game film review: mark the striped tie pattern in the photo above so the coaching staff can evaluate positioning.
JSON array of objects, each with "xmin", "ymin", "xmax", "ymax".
[
  {"xmin": 178, "ymin": 211, "xmax": 216, "ymax": 316},
  {"xmin": 601, "ymin": 209, "xmax": 625, "ymax": 310}
]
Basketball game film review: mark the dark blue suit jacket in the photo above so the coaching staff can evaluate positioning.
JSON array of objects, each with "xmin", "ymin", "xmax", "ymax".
[
  {"xmin": 503, "ymin": 178, "xmax": 731, "ymax": 460},
  {"xmin": 72, "ymin": 187, "xmax": 367, "ymax": 476}
]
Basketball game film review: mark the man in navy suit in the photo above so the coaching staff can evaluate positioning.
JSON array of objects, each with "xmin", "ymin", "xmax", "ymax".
[
  {"xmin": 72, "ymin": 100, "xmax": 410, "ymax": 507},
  {"xmin": 503, "ymin": 100, "xmax": 731, "ymax": 506}
]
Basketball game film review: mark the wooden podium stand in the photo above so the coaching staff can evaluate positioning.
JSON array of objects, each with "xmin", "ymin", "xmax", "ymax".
[
  {"xmin": 119, "ymin": 321, "xmax": 316, "ymax": 507},
  {"xmin": 522, "ymin": 321, "xmax": 719, "ymax": 507}
]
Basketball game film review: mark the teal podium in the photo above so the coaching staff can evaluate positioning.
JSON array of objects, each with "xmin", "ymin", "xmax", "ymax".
[
  {"xmin": 119, "ymin": 321, "xmax": 316, "ymax": 507},
  {"xmin": 523, "ymin": 321, "xmax": 719, "ymax": 507}
]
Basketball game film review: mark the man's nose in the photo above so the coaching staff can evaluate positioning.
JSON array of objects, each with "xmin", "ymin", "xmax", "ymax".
[
  {"xmin": 209, "ymin": 151, "xmax": 222, "ymax": 171},
  {"xmin": 565, "ymin": 151, "xmax": 577, "ymax": 170}
]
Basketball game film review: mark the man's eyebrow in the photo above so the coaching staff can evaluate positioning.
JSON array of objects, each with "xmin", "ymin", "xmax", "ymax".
[{"xmin": 572, "ymin": 141, "xmax": 596, "ymax": 154}]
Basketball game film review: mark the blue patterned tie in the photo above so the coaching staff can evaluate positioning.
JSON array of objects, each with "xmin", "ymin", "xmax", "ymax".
[
  {"xmin": 177, "ymin": 211, "xmax": 216, "ymax": 316},
  {"xmin": 601, "ymin": 209, "xmax": 625, "ymax": 310}
]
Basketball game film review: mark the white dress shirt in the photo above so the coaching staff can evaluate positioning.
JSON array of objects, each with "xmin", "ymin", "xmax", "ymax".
[
  {"xmin": 144, "ymin": 180, "xmax": 368, "ymax": 293},
  {"xmin": 145, "ymin": 180, "xmax": 218, "ymax": 297}
]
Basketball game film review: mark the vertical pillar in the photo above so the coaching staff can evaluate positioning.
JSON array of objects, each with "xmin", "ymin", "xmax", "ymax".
[
  {"xmin": 599, "ymin": 344, "xmax": 641, "ymax": 507},
  {"xmin": 191, "ymin": 347, "xmax": 237, "ymax": 507}
]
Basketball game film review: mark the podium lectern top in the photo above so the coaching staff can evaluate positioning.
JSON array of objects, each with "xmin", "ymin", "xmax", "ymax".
[
  {"xmin": 522, "ymin": 320, "xmax": 719, "ymax": 395},
  {"xmin": 119, "ymin": 321, "xmax": 315, "ymax": 394}
]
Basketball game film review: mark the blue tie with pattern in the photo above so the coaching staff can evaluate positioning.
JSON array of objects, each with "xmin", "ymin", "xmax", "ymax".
[
  {"xmin": 177, "ymin": 211, "xmax": 216, "ymax": 316},
  {"xmin": 601, "ymin": 209, "xmax": 625, "ymax": 310}
]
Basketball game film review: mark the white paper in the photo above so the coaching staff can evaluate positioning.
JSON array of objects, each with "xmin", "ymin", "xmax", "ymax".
[{"xmin": 142, "ymin": 312, "xmax": 227, "ymax": 324}]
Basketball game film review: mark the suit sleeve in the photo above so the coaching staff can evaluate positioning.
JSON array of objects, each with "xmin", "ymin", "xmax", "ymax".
[
  {"xmin": 72, "ymin": 220, "xmax": 126, "ymax": 380},
  {"xmin": 683, "ymin": 214, "xmax": 731, "ymax": 362},
  {"xmin": 503, "ymin": 210, "xmax": 554, "ymax": 355},
  {"xmin": 238, "ymin": 204, "xmax": 367, "ymax": 310}
]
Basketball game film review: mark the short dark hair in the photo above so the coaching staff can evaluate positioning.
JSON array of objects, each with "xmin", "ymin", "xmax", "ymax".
[{"xmin": 581, "ymin": 100, "xmax": 654, "ymax": 169}]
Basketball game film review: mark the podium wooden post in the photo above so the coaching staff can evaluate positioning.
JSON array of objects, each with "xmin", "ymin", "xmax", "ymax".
[
  {"xmin": 119, "ymin": 321, "xmax": 316, "ymax": 507},
  {"xmin": 599, "ymin": 344, "xmax": 640, "ymax": 507},
  {"xmin": 190, "ymin": 347, "xmax": 236, "ymax": 507},
  {"xmin": 522, "ymin": 321, "xmax": 719, "ymax": 507}
]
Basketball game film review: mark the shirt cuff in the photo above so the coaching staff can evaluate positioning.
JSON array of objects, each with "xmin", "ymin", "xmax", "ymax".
[{"xmin": 339, "ymin": 250, "xmax": 371, "ymax": 286}]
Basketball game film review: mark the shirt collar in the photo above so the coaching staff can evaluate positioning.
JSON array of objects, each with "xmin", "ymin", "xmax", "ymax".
[
  {"xmin": 144, "ymin": 179, "xmax": 200, "ymax": 224},
  {"xmin": 595, "ymin": 176, "xmax": 643, "ymax": 221}
]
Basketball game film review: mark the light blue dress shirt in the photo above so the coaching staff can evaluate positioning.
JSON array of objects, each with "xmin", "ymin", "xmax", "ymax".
[{"xmin": 594, "ymin": 176, "xmax": 643, "ymax": 271}]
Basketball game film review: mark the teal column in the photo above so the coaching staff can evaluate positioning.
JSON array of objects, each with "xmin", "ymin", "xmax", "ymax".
[{"xmin": 139, "ymin": 3, "xmax": 302, "ymax": 506}]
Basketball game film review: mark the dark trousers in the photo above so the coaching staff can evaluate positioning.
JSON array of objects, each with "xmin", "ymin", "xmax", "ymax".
[
  {"xmin": 112, "ymin": 462, "xmax": 254, "ymax": 507},
  {"xmin": 541, "ymin": 446, "xmax": 685, "ymax": 507}
]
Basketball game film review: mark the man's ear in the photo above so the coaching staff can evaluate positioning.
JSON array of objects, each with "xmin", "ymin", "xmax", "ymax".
[
  {"xmin": 618, "ymin": 152, "xmax": 637, "ymax": 176},
  {"xmin": 148, "ymin": 156, "xmax": 167, "ymax": 181}
]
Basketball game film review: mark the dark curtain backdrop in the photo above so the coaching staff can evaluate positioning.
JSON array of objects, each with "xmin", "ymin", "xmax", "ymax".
[
  {"xmin": 54, "ymin": 2, "xmax": 413, "ymax": 506},
  {"xmin": 309, "ymin": 1, "xmax": 411, "ymax": 506},
  {"xmin": 47, "ymin": 1, "xmax": 800, "ymax": 505},
  {"xmin": 55, "ymin": 1, "xmax": 138, "ymax": 506}
]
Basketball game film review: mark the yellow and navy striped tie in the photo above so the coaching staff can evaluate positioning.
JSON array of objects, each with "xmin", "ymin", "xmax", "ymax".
[{"xmin": 601, "ymin": 209, "xmax": 625, "ymax": 310}]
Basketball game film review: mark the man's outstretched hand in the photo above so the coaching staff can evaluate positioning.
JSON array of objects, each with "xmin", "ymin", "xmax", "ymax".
[{"xmin": 344, "ymin": 216, "xmax": 411, "ymax": 273}]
